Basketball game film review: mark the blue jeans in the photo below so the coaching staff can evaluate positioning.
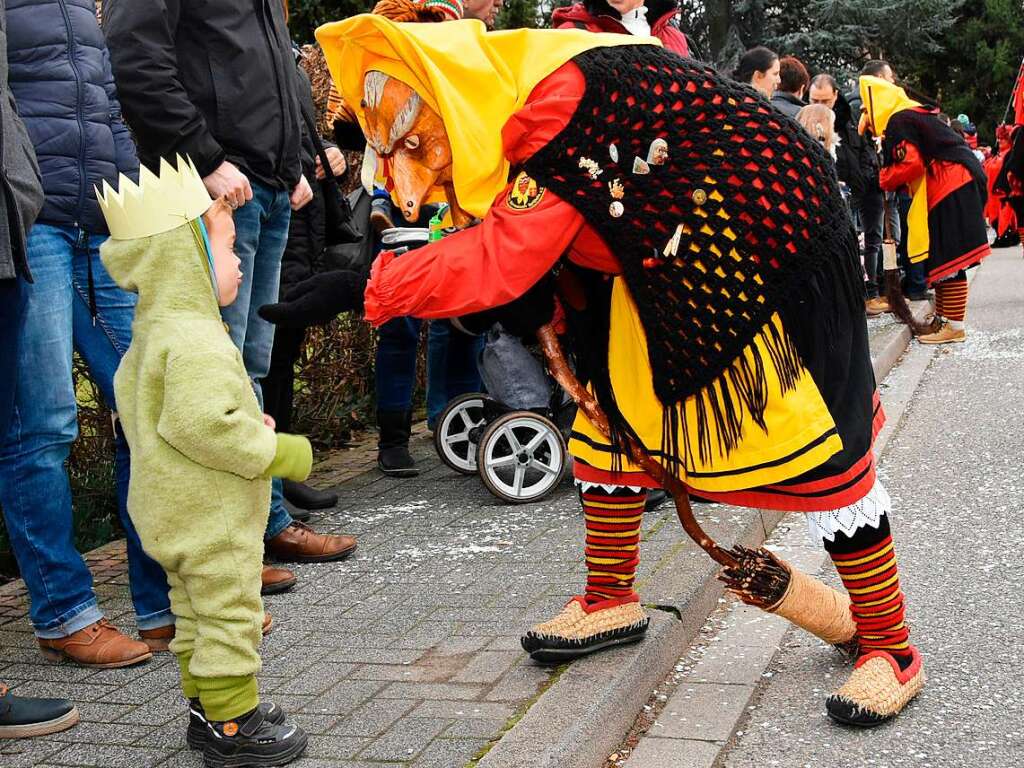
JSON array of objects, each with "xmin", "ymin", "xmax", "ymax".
[
  {"xmin": 375, "ymin": 318, "xmax": 484, "ymax": 426},
  {"xmin": 896, "ymin": 191, "xmax": 927, "ymax": 296},
  {"xmin": 220, "ymin": 181, "xmax": 295, "ymax": 540},
  {"xmin": 0, "ymin": 278, "xmax": 27, "ymax": 438},
  {"xmin": 860, "ymin": 186, "xmax": 885, "ymax": 299},
  {"xmin": 0, "ymin": 224, "xmax": 171, "ymax": 637},
  {"xmin": 425, "ymin": 320, "xmax": 484, "ymax": 425}
]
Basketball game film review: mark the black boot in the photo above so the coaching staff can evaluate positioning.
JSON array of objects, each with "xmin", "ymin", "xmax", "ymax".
[
  {"xmin": 377, "ymin": 409, "xmax": 419, "ymax": 477},
  {"xmin": 203, "ymin": 704, "xmax": 307, "ymax": 767},
  {"xmin": 644, "ymin": 489, "xmax": 670, "ymax": 511},
  {"xmin": 282, "ymin": 479, "xmax": 338, "ymax": 510},
  {"xmin": 187, "ymin": 699, "xmax": 285, "ymax": 750},
  {"xmin": 282, "ymin": 498, "xmax": 311, "ymax": 524},
  {"xmin": 0, "ymin": 684, "xmax": 78, "ymax": 738}
]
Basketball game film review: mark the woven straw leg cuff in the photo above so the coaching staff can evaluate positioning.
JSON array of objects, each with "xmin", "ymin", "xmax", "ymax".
[
  {"xmin": 769, "ymin": 565, "xmax": 857, "ymax": 645},
  {"xmin": 826, "ymin": 647, "xmax": 925, "ymax": 727}
]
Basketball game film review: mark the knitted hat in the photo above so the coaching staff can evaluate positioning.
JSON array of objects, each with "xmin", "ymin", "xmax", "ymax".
[
  {"xmin": 420, "ymin": 0, "xmax": 464, "ymax": 20},
  {"xmin": 372, "ymin": 0, "xmax": 464, "ymax": 21}
]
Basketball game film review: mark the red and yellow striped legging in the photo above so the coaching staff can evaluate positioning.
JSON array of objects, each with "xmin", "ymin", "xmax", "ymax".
[
  {"xmin": 824, "ymin": 514, "xmax": 911, "ymax": 658},
  {"xmin": 581, "ymin": 486, "xmax": 645, "ymax": 604},
  {"xmin": 935, "ymin": 273, "xmax": 968, "ymax": 323}
]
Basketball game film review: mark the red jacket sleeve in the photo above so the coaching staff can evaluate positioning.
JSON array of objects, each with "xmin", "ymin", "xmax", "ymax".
[
  {"xmin": 363, "ymin": 183, "xmax": 586, "ymax": 327},
  {"xmin": 879, "ymin": 141, "xmax": 926, "ymax": 191}
]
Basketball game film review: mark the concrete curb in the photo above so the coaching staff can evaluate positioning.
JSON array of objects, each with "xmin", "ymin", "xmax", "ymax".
[{"xmin": 479, "ymin": 307, "xmax": 931, "ymax": 768}]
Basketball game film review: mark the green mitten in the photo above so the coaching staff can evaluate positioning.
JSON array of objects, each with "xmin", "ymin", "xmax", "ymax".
[{"xmin": 265, "ymin": 433, "xmax": 313, "ymax": 481}]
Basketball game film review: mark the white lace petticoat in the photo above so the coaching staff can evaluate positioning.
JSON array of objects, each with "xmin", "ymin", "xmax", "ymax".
[{"xmin": 805, "ymin": 478, "xmax": 891, "ymax": 542}]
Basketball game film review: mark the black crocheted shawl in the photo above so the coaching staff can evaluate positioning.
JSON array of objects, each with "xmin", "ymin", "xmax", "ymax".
[
  {"xmin": 883, "ymin": 108, "xmax": 986, "ymax": 192},
  {"xmin": 522, "ymin": 46, "xmax": 863, "ymax": 470}
]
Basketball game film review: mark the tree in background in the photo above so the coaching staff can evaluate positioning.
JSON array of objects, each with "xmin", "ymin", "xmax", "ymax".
[
  {"xmin": 288, "ymin": 0, "xmax": 371, "ymax": 44},
  {"xmin": 497, "ymin": 0, "xmax": 544, "ymax": 28},
  {"xmin": 906, "ymin": 0, "xmax": 1024, "ymax": 141}
]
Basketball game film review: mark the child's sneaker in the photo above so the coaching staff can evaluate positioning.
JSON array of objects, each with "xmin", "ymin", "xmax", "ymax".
[
  {"xmin": 202, "ymin": 704, "xmax": 306, "ymax": 767},
  {"xmin": 186, "ymin": 699, "xmax": 285, "ymax": 750}
]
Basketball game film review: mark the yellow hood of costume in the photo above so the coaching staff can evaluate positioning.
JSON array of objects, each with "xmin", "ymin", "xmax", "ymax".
[
  {"xmin": 858, "ymin": 75, "xmax": 920, "ymax": 137},
  {"xmin": 316, "ymin": 15, "xmax": 655, "ymax": 218}
]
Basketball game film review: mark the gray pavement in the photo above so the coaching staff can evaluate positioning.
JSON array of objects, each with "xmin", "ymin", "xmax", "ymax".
[
  {"xmin": 718, "ymin": 247, "xmax": 1024, "ymax": 767},
  {"xmin": 0, "ymin": 268, "xmax": 932, "ymax": 768},
  {"xmin": 0, "ymin": 400, "xmax": 780, "ymax": 767}
]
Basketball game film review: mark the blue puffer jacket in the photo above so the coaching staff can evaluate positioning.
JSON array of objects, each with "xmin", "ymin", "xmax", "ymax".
[{"xmin": 6, "ymin": 0, "xmax": 138, "ymax": 234}]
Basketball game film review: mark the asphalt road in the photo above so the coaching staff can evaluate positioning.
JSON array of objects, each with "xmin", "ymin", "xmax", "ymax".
[{"xmin": 720, "ymin": 248, "xmax": 1024, "ymax": 768}]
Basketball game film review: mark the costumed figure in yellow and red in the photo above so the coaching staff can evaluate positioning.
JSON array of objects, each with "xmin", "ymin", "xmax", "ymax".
[
  {"xmin": 994, "ymin": 70, "xmax": 1024, "ymax": 246},
  {"xmin": 859, "ymin": 76, "xmax": 990, "ymax": 344},
  {"xmin": 261, "ymin": 18, "xmax": 925, "ymax": 726},
  {"xmin": 984, "ymin": 125, "xmax": 1018, "ymax": 248}
]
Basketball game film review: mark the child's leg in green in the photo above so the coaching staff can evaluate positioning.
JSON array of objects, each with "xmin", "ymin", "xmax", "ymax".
[
  {"xmin": 195, "ymin": 675, "xmax": 259, "ymax": 722},
  {"xmin": 176, "ymin": 652, "xmax": 200, "ymax": 700}
]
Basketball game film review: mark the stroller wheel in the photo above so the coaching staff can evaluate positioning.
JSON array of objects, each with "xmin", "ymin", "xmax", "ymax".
[
  {"xmin": 434, "ymin": 393, "xmax": 495, "ymax": 474},
  {"xmin": 477, "ymin": 411, "xmax": 566, "ymax": 504}
]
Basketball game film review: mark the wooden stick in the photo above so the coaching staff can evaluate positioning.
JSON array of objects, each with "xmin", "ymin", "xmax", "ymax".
[{"xmin": 536, "ymin": 324, "xmax": 738, "ymax": 569}]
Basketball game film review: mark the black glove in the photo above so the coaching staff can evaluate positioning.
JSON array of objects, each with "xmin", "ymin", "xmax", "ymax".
[
  {"xmin": 457, "ymin": 274, "xmax": 556, "ymax": 338},
  {"xmin": 258, "ymin": 270, "xmax": 368, "ymax": 328}
]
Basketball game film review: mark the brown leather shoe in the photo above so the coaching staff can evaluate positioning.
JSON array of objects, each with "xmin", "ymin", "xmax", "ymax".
[
  {"xmin": 138, "ymin": 612, "xmax": 273, "ymax": 652},
  {"xmin": 865, "ymin": 297, "xmax": 891, "ymax": 316},
  {"xmin": 266, "ymin": 522, "xmax": 357, "ymax": 563},
  {"xmin": 139, "ymin": 624, "xmax": 175, "ymax": 653},
  {"xmin": 261, "ymin": 565, "xmax": 297, "ymax": 595},
  {"xmin": 38, "ymin": 620, "xmax": 152, "ymax": 669}
]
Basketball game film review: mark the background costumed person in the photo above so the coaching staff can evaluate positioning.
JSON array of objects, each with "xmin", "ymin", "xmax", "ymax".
[
  {"xmin": 859, "ymin": 76, "xmax": 990, "ymax": 345},
  {"xmin": 984, "ymin": 126, "xmax": 1018, "ymax": 248},
  {"xmin": 262, "ymin": 17, "xmax": 925, "ymax": 727},
  {"xmin": 97, "ymin": 156, "xmax": 312, "ymax": 767},
  {"xmin": 993, "ymin": 62, "xmax": 1024, "ymax": 244}
]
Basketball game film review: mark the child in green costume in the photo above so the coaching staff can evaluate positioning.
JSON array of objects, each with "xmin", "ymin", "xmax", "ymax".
[{"xmin": 97, "ymin": 156, "xmax": 310, "ymax": 768}]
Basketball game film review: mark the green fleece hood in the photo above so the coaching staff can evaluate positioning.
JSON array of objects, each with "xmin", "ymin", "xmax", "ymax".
[{"xmin": 100, "ymin": 222, "xmax": 221, "ymax": 323}]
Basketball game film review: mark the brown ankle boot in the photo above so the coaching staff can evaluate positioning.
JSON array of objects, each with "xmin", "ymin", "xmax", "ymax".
[
  {"xmin": 38, "ymin": 620, "xmax": 152, "ymax": 669},
  {"xmin": 139, "ymin": 612, "xmax": 272, "ymax": 654},
  {"xmin": 261, "ymin": 565, "xmax": 297, "ymax": 595},
  {"xmin": 139, "ymin": 624, "xmax": 175, "ymax": 653},
  {"xmin": 266, "ymin": 522, "xmax": 357, "ymax": 563}
]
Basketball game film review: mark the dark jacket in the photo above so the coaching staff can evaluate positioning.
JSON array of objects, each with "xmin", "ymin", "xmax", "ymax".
[
  {"xmin": 0, "ymin": 0, "xmax": 44, "ymax": 280},
  {"xmin": 552, "ymin": 0, "xmax": 690, "ymax": 56},
  {"xmin": 6, "ymin": 0, "xmax": 135, "ymax": 236},
  {"xmin": 834, "ymin": 91, "xmax": 879, "ymax": 207},
  {"xmin": 771, "ymin": 90, "xmax": 804, "ymax": 119},
  {"xmin": 281, "ymin": 63, "xmax": 328, "ymax": 293},
  {"xmin": 104, "ymin": 0, "xmax": 301, "ymax": 191}
]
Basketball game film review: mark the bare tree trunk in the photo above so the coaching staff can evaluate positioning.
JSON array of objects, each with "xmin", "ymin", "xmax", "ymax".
[{"xmin": 705, "ymin": 0, "xmax": 733, "ymax": 61}]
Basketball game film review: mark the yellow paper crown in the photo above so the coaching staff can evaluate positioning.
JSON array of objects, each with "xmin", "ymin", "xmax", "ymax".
[{"xmin": 96, "ymin": 155, "xmax": 212, "ymax": 240}]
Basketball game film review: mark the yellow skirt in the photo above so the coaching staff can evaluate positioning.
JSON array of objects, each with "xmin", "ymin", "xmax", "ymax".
[{"xmin": 568, "ymin": 278, "xmax": 844, "ymax": 494}]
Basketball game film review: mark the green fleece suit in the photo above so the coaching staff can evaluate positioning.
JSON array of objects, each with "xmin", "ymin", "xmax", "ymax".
[{"xmin": 101, "ymin": 222, "xmax": 312, "ymax": 721}]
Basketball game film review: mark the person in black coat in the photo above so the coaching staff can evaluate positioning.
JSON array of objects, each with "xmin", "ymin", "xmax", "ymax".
[{"xmin": 260, "ymin": 52, "xmax": 349, "ymax": 515}]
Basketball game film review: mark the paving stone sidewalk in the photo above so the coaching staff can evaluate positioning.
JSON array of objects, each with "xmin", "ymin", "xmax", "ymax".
[
  {"xmin": 0, "ymin": 421, "xmax": 713, "ymax": 768},
  {"xmin": 0, "ymin": 314, "xmax": 910, "ymax": 768}
]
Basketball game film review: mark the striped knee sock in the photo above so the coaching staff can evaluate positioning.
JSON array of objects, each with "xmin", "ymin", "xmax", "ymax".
[
  {"xmin": 581, "ymin": 485, "xmax": 645, "ymax": 604},
  {"xmin": 935, "ymin": 275, "xmax": 968, "ymax": 329},
  {"xmin": 824, "ymin": 512, "xmax": 912, "ymax": 664}
]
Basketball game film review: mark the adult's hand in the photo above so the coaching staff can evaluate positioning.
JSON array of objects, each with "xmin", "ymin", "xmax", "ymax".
[
  {"xmin": 315, "ymin": 147, "xmax": 347, "ymax": 180},
  {"xmin": 258, "ymin": 270, "xmax": 368, "ymax": 328},
  {"xmin": 290, "ymin": 175, "xmax": 314, "ymax": 210},
  {"xmin": 202, "ymin": 161, "xmax": 252, "ymax": 209}
]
